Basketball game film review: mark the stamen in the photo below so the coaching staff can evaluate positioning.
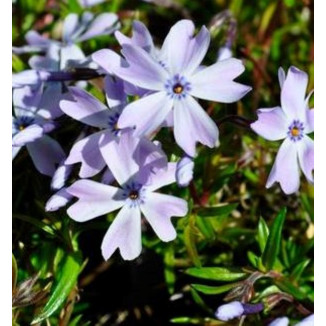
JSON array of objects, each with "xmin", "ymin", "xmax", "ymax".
[
  {"xmin": 291, "ymin": 127, "xmax": 300, "ymax": 137},
  {"xmin": 129, "ymin": 190, "xmax": 139, "ymax": 200},
  {"xmin": 19, "ymin": 125, "xmax": 25, "ymax": 131},
  {"xmin": 173, "ymin": 84, "xmax": 184, "ymax": 94}
]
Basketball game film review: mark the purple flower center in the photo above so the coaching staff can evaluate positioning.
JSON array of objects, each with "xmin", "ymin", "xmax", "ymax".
[
  {"xmin": 108, "ymin": 112, "xmax": 121, "ymax": 136},
  {"xmin": 165, "ymin": 74, "xmax": 191, "ymax": 99},
  {"xmin": 122, "ymin": 182, "xmax": 146, "ymax": 207},
  {"xmin": 128, "ymin": 190, "xmax": 139, "ymax": 200},
  {"xmin": 14, "ymin": 116, "xmax": 35, "ymax": 132},
  {"xmin": 288, "ymin": 120, "xmax": 304, "ymax": 142}
]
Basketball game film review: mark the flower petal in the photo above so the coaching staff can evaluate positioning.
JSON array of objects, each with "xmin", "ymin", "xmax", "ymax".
[
  {"xmin": 190, "ymin": 58, "xmax": 251, "ymax": 102},
  {"xmin": 161, "ymin": 20, "xmax": 194, "ymax": 74},
  {"xmin": 278, "ymin": 67, "xmax": 286, "ymax": 89},
  {"xmin": 305, "ymin": 108, "xmax": 314, "ymax": 134},
  {"xmin": 115, "ymin": 20, "xmax": 154, "ymax": 54},
  {"xmin": 295, "ymin": 314, "xmax": 314, "ymax": 326},
  {"xmin": 163, "ymin": 20, "xmax": 210, "ymax": 76},
  {"xmin": 118, "ymin": 91, "xmax": 173, "ymax": 137},
  {"xmin": 281, "ymin": 66, "xmax": 308, "ymax": 121},
  {"xmin": 104, "ymin": 75, "xmax": 126, "ymax": 107},
  {"xmin": 176, "ymin": 155, "xmax": 194, "ymax": 187},
  {"xmin": 266, "ymin": 138, "xmax": 300, "ymax": 195},
  {"xmin": 297, "ymin": 136, "xmax": 314, "ymax": 183},
  {"xmin": 45, "ymin": 188, "xmax": 73, "ymax": 212},
  {"xmin": 145, "ymin": 162, "xmax": 177, "ymax": 191},
  {"xmin": 120, "ymin": 44, "xmax": 169, "ymax": 91},
  {"xmin": 62, "ymin": 14, "xmax": 79, "ymax": 43},
  {"xmin": 77, "ymin": 13, "xmax": 119, "ymax": 42},
  {"xmin": 268, "ymin": 317, "xmax": 289, "ymax": 326},
  {"xmin": 26, "ymin": 135, "xmax": 65, "ymax": 176},
  {"xmin": 101, "ymin": 205, "xmax": 142, "ymax": 260},
  {"xmin": 65, "ymin": 131, "xmax": 107, "ymax": 178},
  {"xmin": 251, "ymin": 106, "xmax": 289, "ymax": 141},
  {"xmin": 12, "ymin": 146, "xmax": 22, "ymax": 160},
  {"xmin": 67, "ymin": 180, "xmax": 125, "ymax": 221},
  {"xmin": 60, "ymin": 87, "xmax": 110, "ymax": 128},
  {"xmin": 215, "ymin": 302, "xmax": 244, "ymax": 321},
  {"xmin": 173, "ymin": 96, "xmax": 219, "ymax": 157},
  {"xmin": 99, "ymin": 131, "xmax": 140, "ymax": 186},
  {"xmin": 92, "ymin": 49, "xmax": 122, "ymax": 75},
  {"xmin": 51, "ymin": 161, "xmax": 73, "ymax": 190},
  {"xmin": 141, "ymin": 192, "xmax": 187, "ymax": 241},
  {"xmin": 12, "ymin": 124, "xmax": 44, "ymax": 147}
]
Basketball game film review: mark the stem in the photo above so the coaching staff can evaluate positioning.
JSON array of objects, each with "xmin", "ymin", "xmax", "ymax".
[{"xmin": 46, "ymin": 68, "xmax": 104, "ymax": 82}]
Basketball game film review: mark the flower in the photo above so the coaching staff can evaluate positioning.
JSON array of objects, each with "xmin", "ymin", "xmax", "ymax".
[
  {"xmin": 215, "ymin": 301, "xmax": 244, "ymax": 321},
  {"xmin": 13, "ymin": 12, "xmax": 119, "ymax": 55},
  {"xmin": 251, "ymin": 66, "xmax": 314, "ymax": 194},
  {"xmin": 93, "ymin": 20, "xmax": 251, "ymax": 157},
  {"xmin": 60, "ymin": 77, "xmax": 166, "ymax": 178},
  {"xmin": 12, "ymin": 85, "xmax": 65, "ymax": 176},
  {"xmin": 215, "ymin": 301, "xmax": 264, "ymax": 321},
  {"xmin": 66, "ymin": 131, "xmax": 188, "ymax": 260}
]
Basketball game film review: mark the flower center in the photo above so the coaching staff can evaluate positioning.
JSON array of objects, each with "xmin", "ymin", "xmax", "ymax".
[
  {"xmin": 14, "ymin": 116, "xmax": 35, "ymax": 133},
  {"xmin": 129, "ymin": 190, "xmax": 139, "ymax": 200},
  {"xmin": 291, "ymin": 127, "xmax": 300, "ymax": 137},
  {"xmin": 165, "ymin": 74, "xmax": 191, "ymax": 99},
  {"xmin": 288, "ymin": 120, "xmax": 304, "ymax": 142},
  {"xmin": 108, "ymin": 112, "xmax": 121, "ymax": 136},
  {"xmin": 173, "ymin": 84, "xmax": 184, "ymax": 94}
]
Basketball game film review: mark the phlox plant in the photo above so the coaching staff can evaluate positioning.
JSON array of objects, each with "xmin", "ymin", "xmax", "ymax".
[{"xmin": 12, "ymin": 1, "xmax": 314, "ymax": 325}]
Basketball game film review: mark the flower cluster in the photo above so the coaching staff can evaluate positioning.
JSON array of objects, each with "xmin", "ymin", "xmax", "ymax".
[{"xmin": 12, "ymin": 15, "xmax": 313, "ymax": 262}]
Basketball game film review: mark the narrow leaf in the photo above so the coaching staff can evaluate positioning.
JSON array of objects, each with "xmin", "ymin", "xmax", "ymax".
[
  {"xmin": 290, "ymin": 259, "xmax": 311, "ymax": 282},
  {"xmin": 12, "ymin": 254, "xmax": 18, "ymax": 292},
  {"xmin": 185, "ymin": 267, "xmax": 246, "ymax": 282},
  {"xmin": 31, "ymin": 252, "xmax": 82, "ymax": 324},
  {"xmin": 191, "ymin": 283, "xmax": 240, "ymax": 295},
  {"xmin": 257, "ymin": 217, "xmax": 269, "ymax": 253},
  {"xmin": 275, "ymin": 279, "xmax": 306, "ymax": 300},
  {"xmin": 197, "ymin": 203, "xmax": 238, "ymax": 217},
  {"xmin": 262, "ymin": 208, "xmax": 287, "ymax": 270}
]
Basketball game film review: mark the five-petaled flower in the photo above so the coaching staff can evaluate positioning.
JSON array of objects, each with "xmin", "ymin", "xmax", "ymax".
[
  {"xmin": 66, "ymin": 131, "xmax": 188, "ymax": 260},
  {"xmin": 251, "ymin": 66, "xmax": 314, "ymax": 194},
  {"xmin": 93, "ymin": 20, "xmax": 251, "ymax": 157}
]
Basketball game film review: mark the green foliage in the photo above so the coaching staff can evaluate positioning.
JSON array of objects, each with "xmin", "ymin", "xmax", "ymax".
[{"xmin": 32, "ymin": 251, "xmax": 83, "ymax": 324}]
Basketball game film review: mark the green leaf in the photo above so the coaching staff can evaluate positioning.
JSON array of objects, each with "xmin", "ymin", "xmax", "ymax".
[
  {"xmin": 262, "ymin": 208, "xmax": 287, "ymax": 270},
  {"xmin": 185, "ymin": 267, "xmax": 246, "ymax": 282},
  {"xmin": 190, "ymin": 288, "xmax": 212, "ymax": 314},
  {"xmin": 31, "ymin": 252, "xmax": 82, "ymax": 324},
  {"xmin": 13, "ymin": 214, "xmax": 57, "ymax": 237},
  {"xmin": 275, "ymin": 279, "xmax": 306, "ymax": 300},
  {"xmin": 247, "ymin": 251, "xmax": 259, "ymax": 268},
  {"xmin": 257, "ymin": 217, "xmax": 269, "ymax": 253},
  {"xmin": 195, "ymin": 216, "xmax": 215, "ymax": 241},
  {"xmin": 290, "ymin": 259, "xmax": 311, "ymax": 282},
  {"xmin": 164, "ymin": 246, "xmax": 176, "ymax": 294},
  {"xmin": 12, "ymin": 254, "xmax": 18, "ymax": 292},
  {"xmin": 197, "ymin": 203, "xmax": 238, "ymax": 217},
  {"xmin": 191, "ymin": 283, "xmax": 240, "ymax": 295},
  {"xmin": 184, "ymin": 215, "xmax": 201, "ymax": 267}
]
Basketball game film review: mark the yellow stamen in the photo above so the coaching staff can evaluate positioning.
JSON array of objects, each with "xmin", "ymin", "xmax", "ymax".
[
  {"xmin": 291, "ymin": 127, "xmax": 300, "ymax": 137},
  {"xmin": 19, "ymin": 125, "xmax": 25, "ymax": 131},
  {"xmin": 129, "ymin": 190, "xmax": 139, "ymax": 200},
  {"xmin": 173, "ymin": 85, "xmax": 183, "ymax": 94}
]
